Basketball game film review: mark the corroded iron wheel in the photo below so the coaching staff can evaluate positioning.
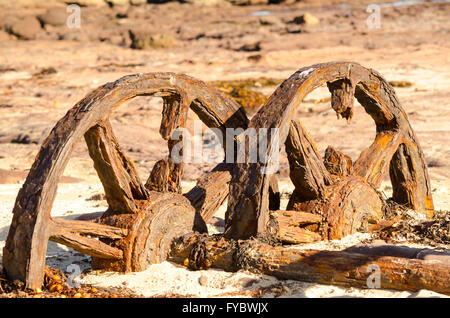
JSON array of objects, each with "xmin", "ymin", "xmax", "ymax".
[
  {"xmin": 225, "ymin": 62, "xmax": 434, "ymax": 240},
  {"xmin": 3, "ymin": 73, "xmax": 248, "ymax": 289}
]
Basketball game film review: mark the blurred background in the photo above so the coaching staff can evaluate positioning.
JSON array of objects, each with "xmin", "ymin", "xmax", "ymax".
[{"xmin": 0, "ymin": 0, "xmax": 449, "ymax": 206}]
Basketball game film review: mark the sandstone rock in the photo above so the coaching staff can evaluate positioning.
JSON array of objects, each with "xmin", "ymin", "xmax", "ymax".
[
  {"xmin": 106, "ymin": 0, "xmax": 129, "ymax": 6},
  {"xmin": 58, "ymin": 31, "xmax": 90, "ymax": 42},
  {"xmin": 130, "ymin": 0, "xmax": 147, "ymax": 4},
  {"xmin": 9, "ymin": 16, "xmax": 42, "ymax": 40},
  {"xmin": 129, "ymin": 30, "xmax": 176, "ymax": 49},
  {"xmin": 237, "ymin": 41, "xmax": 261, "ymax": 52},
  {"xmin": 292, "ymin": 13, "xmax": 320, "ymax": 25},
  {"xmin": 183, "ymin": 0, "xmax": 229, "ymax": 6},
  {"xmin": 37, "ymin": 8, "xmax": 67, "ymax": 27},
  {"xmin": 0, "ymin": 30, "xmax": 10, "ymax": 41},
  {"xmin": 231, "ymin": 0, "xmax": 269, "ymax": 5}
]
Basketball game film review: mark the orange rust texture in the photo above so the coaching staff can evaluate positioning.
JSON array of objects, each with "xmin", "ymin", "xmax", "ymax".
[{"xmin": 169, "ymin": 235, "xmax": 450, "ymax": 295}]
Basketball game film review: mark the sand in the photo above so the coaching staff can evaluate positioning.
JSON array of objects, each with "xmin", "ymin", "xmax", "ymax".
[{"xmin": 0, "ymin": 0, "xmax": 449, "ymax": 298}]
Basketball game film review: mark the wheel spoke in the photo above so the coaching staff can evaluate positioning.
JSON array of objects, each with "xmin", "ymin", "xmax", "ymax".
[
  {"xmin": 50, "ymin": 218, "xmax": 128, "ymax": 239},
  {"xmin": 184, "ymin": 162, "xmax": 232, "ymax": 232},
  {"xmin": 225, "ymin": 62, "xmax": 435, "ymax": 240},
  {"xmin": 50, "ymin": 231, "xmax": 123, "ymax": 260},
  {"xmin": 353, "ymin": 130, "xmax": 404, "ymax": 187},
  {"xmin": 285, "ymin": 120, "xmax": 332, "ymax": 200},
  {"xmin": 84, "ymin": 120, "xmax": 148, "ymax": 213},
  {"xmin": 390, "ymin": 140, "xmax": 434, "ymax": 217}
]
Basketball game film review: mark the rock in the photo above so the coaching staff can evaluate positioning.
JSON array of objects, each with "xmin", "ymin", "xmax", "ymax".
[
  {"xmin": 67, "ymin": 0, "xmax": 108, "ymax": 6},
  {"xmin": 269, "ymin": 0, "xmax": 296, "ymax": 3},
  {"xmin": 130, "ymin": 0, "xmax": 147, "ymax": 4},
  {"xmin": 37, "ymin": 8, "xmax": 67, "ymax": 27},
  {"xmin": 9, "ymin": 16, "xmax": 42, "ymax": 40},
  {"xmin": 33, "ymin": 67, "xmax": 58, "ymax": 77},
  {"xmin": 0, "ymin": 30, "xmax": 10, "ymax": 41},
  {"xmin": 259, "ymin": 16, "xmax": 281, "ymax": 26},
  {"xmin": 237, "ymin": 41, "xmax": 261, "ymax": 52},
  {"xmin": 198, "ymin": 275, "xmax": 208, "ymax": 286},
  {"xmin": 183, "ymin": 0, "xmax": 229, "ymax": 6},
  {"xmin": 58, "ymin": 31, "xmax": 90, "ymax": 42},
  {"xmin": 11, "ymin": 134, "xmax": 34, "ymax": 144},
  {"xmin": 231, "ymin": 0, "xmax": 269, "ymax": 5},
  {"xmin": 87, "ymin": 193, "xmax": 106, "ymax": 201},
  {"xmin": 129, "ymin": 30, "xmax": 176, "ymax": 49},
  {"xmin": 292, "ymin": 13, "xmax": 320, "ymax": 25},
  {"xmin": 237, "ymin": 277, "xmax": 258, "ymax": 288},
  {"xmin": 106, "ymin": 0, "xmax": 129, "ymax": 6}
]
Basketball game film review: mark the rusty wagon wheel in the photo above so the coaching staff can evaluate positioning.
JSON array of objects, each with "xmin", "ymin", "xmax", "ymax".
[
  {"xmin": 3, "ymin": 73, "xmax": 248, "ymax": 289},
  {"xmin": 225, "ymin": 62, "xmax": 434, "ymax": 241}
]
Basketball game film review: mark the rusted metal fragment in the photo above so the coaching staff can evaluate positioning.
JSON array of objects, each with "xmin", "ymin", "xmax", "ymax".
[
  {"xmin": 92, "ymin": 191, "xmax": 195, "ymax": 272},
  {"xmin": 285, "ymin": 120, "xmax": 332, "ymax": 200},
  {"xmin": 184, "ymin": 163, "xmax": 232, "ymax": 232},
  {"xmin": 323, "ymin": 146, "xmax": 353, "ymax": 177},
  {"xmin": 353, "ymin": 130, "xmax": 404, "ymax": 187},
  {"xmin": 327, "ymin": 78, "xmax": 355, "ymax": 122},
  {"xmin": 85, "ymin": 121, "xmax": 148, "ymax": 213},
  {"xmin": 269, "ymin": 210, "xmax": 322, "ymax": 244},
  {"xmin": 288, "ymin": 176, "xmax": 384, "ymax": 240}
]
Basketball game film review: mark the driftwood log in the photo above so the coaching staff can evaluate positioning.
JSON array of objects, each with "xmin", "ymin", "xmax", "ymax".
[
  {"xmin": 169, "ymin": 234, "xmax": 450, "ymax": 295},
  {"xmin": 3, "ymin": 62, "xmax": 441, "ymax": 294}
]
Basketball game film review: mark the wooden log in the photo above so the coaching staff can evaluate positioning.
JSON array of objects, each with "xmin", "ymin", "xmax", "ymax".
[
  {"xmin": 50, "ymin": 218, "xmax": 128, "ymax": 239},
  {"xmin": 160, "ymin": 95, "xmax": 188, "ymax": 140},
  {"xmin": 85, "ymin": 121, "xmax": 148, "ymax": 213},
  {"xmin": 323, "ymin": 146, "xmax": 353, "ymax": 177},
  {"xmin": 285, "ymin": 120, "xmax": 332, "ymax": 200},
  {"xmin": 169, "ymin": 235, "xmax": 450, "ymax": 295},
  {"xmin": 270, "ymin": 210, "xmax": 322, "ymax": 226}
]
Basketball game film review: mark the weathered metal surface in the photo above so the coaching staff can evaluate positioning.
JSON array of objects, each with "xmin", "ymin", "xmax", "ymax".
[
  {"xmin": 225, "ymin": 62, "xmax": 434, "ymax": 241},
  {"xmin": 3, "ymin": 63, "xmax": 437, "ymax": 294},
  {"xmin": 3, "ymin": 73, "xmax": 247, "ymax": 289},
  {"xmin": 169, "ymin": 234, "xmax": 450, "ymax": 295}
]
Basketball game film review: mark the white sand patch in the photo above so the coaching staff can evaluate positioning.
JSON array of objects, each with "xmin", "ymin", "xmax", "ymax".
[{"xmin": 0, "ymin": 182, "xmax": 448, "ymax": 298}]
